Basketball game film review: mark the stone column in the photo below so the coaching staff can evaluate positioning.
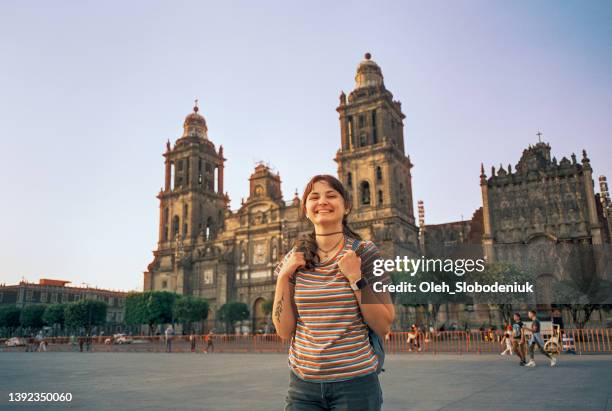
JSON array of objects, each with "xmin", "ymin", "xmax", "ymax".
[{"xmin": 164, "ymin": 158, "xmax": 171, "ymax": 191}]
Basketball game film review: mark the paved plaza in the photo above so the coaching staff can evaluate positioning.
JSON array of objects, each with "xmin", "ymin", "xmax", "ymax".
[{"xmin": 0, "ymin": 352, "xmax": 611, "ymax": 411}]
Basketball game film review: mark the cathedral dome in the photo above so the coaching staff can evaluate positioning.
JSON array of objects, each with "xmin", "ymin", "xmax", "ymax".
[
  {"xmin": 355, "ymin": 53, "xmax": 384, "ymax": 89},
  {"xmin": 182, "ymin": 101, "xmax": 208, "ymax": 138}
]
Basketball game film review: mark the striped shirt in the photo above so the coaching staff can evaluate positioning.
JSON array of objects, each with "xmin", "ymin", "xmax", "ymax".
[{"xmin": 275, "ymin": 236, "xmax": 382, "ymax": 382}]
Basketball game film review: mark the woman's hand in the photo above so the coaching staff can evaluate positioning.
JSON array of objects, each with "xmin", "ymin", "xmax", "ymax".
[
  {"xmin": 278, "ymin": 251, "xmax": 306, "ymax": 281},
  {"xmin": 338, "ymin": 250, "xmax": 361, "ymax": 284}
]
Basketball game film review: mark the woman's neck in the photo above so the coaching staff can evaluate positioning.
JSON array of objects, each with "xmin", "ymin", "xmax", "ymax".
[{"xmin": 314, "ymin": 225, "xmax": 344, "ymax": 250}]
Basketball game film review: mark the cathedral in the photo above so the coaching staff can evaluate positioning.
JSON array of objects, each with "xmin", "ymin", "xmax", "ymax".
[
  {"xmin": 144, "ymin": 54, "xmax": 611, "ymax": 330},
  {"xmin": 144, "ymin": 54, "xmax": 420, "ymax": 331}
]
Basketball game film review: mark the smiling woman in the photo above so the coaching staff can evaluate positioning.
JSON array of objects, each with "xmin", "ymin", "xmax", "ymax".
[{"xmin": 272, "ymin": 174, "xmax": 395, "ymax": 411}]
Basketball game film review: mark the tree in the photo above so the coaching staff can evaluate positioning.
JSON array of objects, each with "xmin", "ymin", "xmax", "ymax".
[
  {"xmin": 0, "ymin": 306, "xmax": 21, "ymax": 337},
  {"xmin": 554, "ymin": 276, "xmax": 612, "ymax": 328},
  {"xmin": 173, "ymin": 296, "xmax": 209, "ymax": 333},
  {"xmin": 124, "ymin": 292, "xmax": 147, "ymax": 327},
  {"xmin": 20, "ymin": 304, "xmax": 47, "ymax": 331},
  {"xmin": 43, "ymin": 304, "xmax": 66, "ymax": 336},
  {"xmin": 124, "ymin": 291, "xmax": 178, "ymax": 335},
  {"xmin": 391, "ymin": 268, "xmax": 465, "ymax": 328},
  {"xmin": 143, "ymin": 291, "xmax": 177, "ymax": 334},
  {"xmin": 64, "ymin": 300, "xmax": 107, "ymax": 334},
  {"xmin": 468, "ymin": 261, "xmax": 533, "ymax": 325},
  {"xmin": 217, "ymin": 301, "xmax": 249, "ymax": 334}
]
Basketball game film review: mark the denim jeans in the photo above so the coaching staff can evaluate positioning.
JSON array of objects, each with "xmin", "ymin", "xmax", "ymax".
[
  {"xmin": 529, "ymin": 333, "xmax": 552, "ymax": 360},
  {"xmin": 285, "ymin": 370, "xmax": 382, "ymax": 411}
]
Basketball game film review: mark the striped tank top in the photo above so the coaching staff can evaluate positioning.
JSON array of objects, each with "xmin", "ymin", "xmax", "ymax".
[{"xmin": 276, "ymin": 236, "xmax": 381, "ymax": 382}]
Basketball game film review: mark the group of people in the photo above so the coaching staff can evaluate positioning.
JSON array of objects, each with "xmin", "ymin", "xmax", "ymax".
[
  {"xmin": 24, "ymin": 332, "xmax": 48, "ymax": 352},
  {"xmin": 163, "ymin": 325, "xmax": 215, "ymax": 353},
  {"xmin": 502, "ymin": 310, "xmax": 557, "ymax": 367}
]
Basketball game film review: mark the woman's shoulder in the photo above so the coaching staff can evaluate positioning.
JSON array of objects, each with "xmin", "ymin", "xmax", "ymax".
[{"xmin": 346, "ymin": 237, "xmax": 379, "ymax": 255}]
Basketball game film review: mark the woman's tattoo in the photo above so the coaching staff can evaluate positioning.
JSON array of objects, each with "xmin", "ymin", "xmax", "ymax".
[{"xmin": 275, "ymin": 295, "xmax": 284, "ymax": 322}]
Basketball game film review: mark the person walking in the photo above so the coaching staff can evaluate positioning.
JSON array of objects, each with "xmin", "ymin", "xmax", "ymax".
[
  {"xmin": 273, "ymin": 175, "xmax": 395, "ymax": 411},
  {"xmin": 406, "ymin": 324, "xmax": 422, "ymax": 352},
  {"xmin": 500, "ymin": 325, "xmax": 513, "ymax": 356},
  {"xmin": 525, "ymin": 310, "xmax": 557, "ymax": 367},
  {"xmin": 511, "ymin": 313, "xmax": 527, "ymax": 366},
  {"xmin": 189, "ymin": 332, "xmax": 197, "ymax": 353},
  {"xmin": 165, "ymin": 325, "xmax": 174, "ymax": 353},
  {"xmin": 204, "ymin": 331, "xmax": 214, "ymax": 353}
]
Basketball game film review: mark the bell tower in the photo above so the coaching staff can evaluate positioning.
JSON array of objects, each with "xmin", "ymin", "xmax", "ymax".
[
  {"xmin": 335, "ymin": 53, "xmax": 419, "ymax": 257},
  {"xmin": 146, "ymin": 101, "xmax": 228, "ymax": 294}
]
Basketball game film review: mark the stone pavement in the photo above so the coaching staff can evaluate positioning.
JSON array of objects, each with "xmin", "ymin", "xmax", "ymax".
[{"xmin": 0, "ymin": 352, "xmax": 610, "ymax": 411}]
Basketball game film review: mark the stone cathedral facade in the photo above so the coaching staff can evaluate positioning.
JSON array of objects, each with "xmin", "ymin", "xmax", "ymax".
[
  {"xmin": 144, "ymin": 54, "xmax": 611, "ymax": 330},
  {"xmin": 144, "ymin": 54, "xmax": 420, "ymax": 330}
]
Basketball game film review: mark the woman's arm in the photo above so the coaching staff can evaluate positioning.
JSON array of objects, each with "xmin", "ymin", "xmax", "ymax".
[
  {"xmin": 353, "ymin": 289, "xmax": 395, "ymax": 337},
  {"xmin": 338, "ymin": 242, "xmax": 396, "ymax": 338},
  {"xmin": 272, "ymin": 250, "xmax": 305, "ymax": 340},
  {"xmin": 272, "ymin": 275, "xmax": 297, "ymax": 339}
]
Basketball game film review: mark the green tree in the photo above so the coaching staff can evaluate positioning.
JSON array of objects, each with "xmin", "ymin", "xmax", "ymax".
[
  {"xmin": 64, "ymin": 300, "xmax": 107, "ymax": 334},
  {"xmin": 124, "ymin": 291, "xmax": 178, "ymax": 335},
  {"xmin": 554, "ymin": 276, "xmax": 612, "ymax": 328},
  {"xmin": 144, "ymin": 291, "xmax": 177, "ymax": 334},
  {"xmin": 391, "ymin": 268, "xmax": 464, "ymax": 328},
  {"xmin": 173, "ymin": 296, "xmax": 209, "ymax": 333},
  {"xmin": 20, "ymin": 304, "xmax": 47, "ymax": 331},
  {"xmin": 217, "ymin": 301, "xmax": 249, "ymax": 334},
  {"xmin": 42, "ymin": 304, "xmax": 66, "ymax": 336},
  {"xmin": 468, "ymin": 261, "xmax": 533, "ymax": 325},
  {"xmin": 0, "ymin": 306, "xmax": 22, "ymax": 336},
  {"xmin": 124, "ymin": 292, "xmax": 147, "ymax": 327}
]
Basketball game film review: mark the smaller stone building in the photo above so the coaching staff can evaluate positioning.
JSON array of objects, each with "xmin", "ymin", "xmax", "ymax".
[{"xmin": 0, "ymin": 278, "xmax": 127, "ymax": 326}]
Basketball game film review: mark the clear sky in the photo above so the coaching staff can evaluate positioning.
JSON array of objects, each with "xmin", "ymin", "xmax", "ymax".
[{"xmin": 1, "ymin": 0, "xmax": 610, "ymax": 291}]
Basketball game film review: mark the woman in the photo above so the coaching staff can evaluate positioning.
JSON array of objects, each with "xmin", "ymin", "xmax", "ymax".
[{"xmin": 273, "ymin": 174, "xmax": 395, "ymax": 411}]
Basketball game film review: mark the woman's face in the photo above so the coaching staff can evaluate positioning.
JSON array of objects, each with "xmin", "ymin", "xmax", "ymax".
[{"xmin": 304, "ymin": 180, "xmax": 346, "ymax": 227}]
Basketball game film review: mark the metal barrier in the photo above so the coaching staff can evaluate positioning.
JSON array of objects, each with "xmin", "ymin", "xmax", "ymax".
[{"xmin": 1, "ymin": 329, "xmax": 611, "ymax": 354}]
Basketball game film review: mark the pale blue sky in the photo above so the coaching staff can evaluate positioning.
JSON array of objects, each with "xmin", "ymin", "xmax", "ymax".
[{"xmin": 1, "ymin": 1, "xmax": 610, "ymax": 291}]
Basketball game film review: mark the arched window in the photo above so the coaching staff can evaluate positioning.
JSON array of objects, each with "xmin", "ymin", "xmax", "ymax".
[
  {"xmin": 163, "ymin": 208, "xmax": 169, "ymax": 241},
  {"xmin": 360, "ymin": 134, "xmax": 367, "ymax": 147},
  {"xmin": 170, "ymin": 162, "xmax": 175, "ymax": 190},
  {"xmin": 378, "ymin": 190, "xmax": 383, "ymax": 205},
  {"xmin": 358, "ymin": 115, "xmax": 365, "ymax": 128},
  {"xmin": 172, "ymin": 215, "xmax": 180, "ymax": 239},
  {"xmin": 376, "ymin": 166, "xmax": 382, "ymax": 182},
  {"xmin": 371, "ymin": 110, "xmax": 378, "ymax": 144},
  {"xmin": 347, "ymin": 116, "xmax": 354, "ymax": 149},
  {"xmin": 360, "ymin": 181, "xmax": 371, "ymax": 205},
  {"xmin": 198, "ymin": 158, "xmax": 203, "ymax": 186},
  {"xmin": 206, "ymin": 217, "xmax": 213, "ymax": 240},
  {"xmin": 347, "ymin": 172, "xmax": 353, "ymax": 187}
]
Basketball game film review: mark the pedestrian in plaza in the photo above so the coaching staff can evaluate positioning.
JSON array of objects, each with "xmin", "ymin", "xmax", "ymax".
[
  {"xmin": 511, "ymin": 313, "xmax": 527, "ymax": 366},
  {"xmin": 189, "ymin": 331, "xmax": 197, "ymax": 352},
  {"xmin": 273, "ymin": 175, "xmax": 395, "ymax": 411},
  {"xmin": 525, "ymin": 310, "xmax": 557, "ymax": 367},
  {"xmin": 85, "ymin": 334, "xmax": 92, "ymax": 352},
  {"xmin": 165, "ymin": 324, "xmax": 174, "ymax": 353},
  {"xmin": 26, "ymin": 334, "xmax": 35, "ymax": 352},
  {"xmin": 204, "ymin": 331, "xmax": 214, "ymax": 353},
  {"xmin": 500, "ymin": 325, "xmax": 513, "ymax": 356},
  {"xmin": 70, "ymin": 334, "xmax": 77, "ymax": 351},
  {"xmin": 406, "ymin": 324, "xmax": 421, "ymax": 352}
]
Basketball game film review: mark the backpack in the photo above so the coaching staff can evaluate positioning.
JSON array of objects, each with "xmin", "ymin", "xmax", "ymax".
[{"xmin": 351, "ymin": 239, "xmax": 386, "ymax": 374}]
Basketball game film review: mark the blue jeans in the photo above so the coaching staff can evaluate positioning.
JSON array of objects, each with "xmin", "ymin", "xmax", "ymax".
[
  {"xmin": 285, "ymin": 370, "xmax": 383, "ymax": 411},
  {"xmin": 529, "ymin": 333, "xmax": 551, "ymax": 360}
]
